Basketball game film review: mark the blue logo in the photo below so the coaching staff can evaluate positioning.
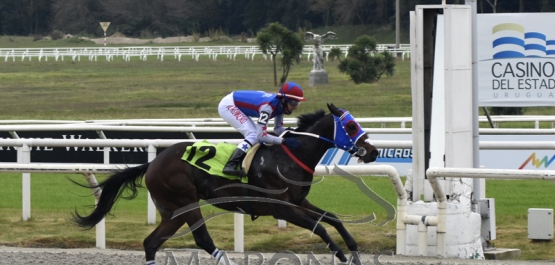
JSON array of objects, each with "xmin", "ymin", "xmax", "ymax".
[{"xmin": 492, "ymin": 23, "xmax": 555, "ymax": 59}]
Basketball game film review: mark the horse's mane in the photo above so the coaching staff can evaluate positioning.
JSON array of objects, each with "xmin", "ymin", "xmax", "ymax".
[{"xmin": 296, "ymin": 109, "xmax": 326, "ymax": 132}]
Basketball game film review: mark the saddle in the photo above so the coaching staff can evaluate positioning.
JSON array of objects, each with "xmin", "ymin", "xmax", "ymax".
[{"xmin": 181, "ymin": 140, "xmax": 261, "ymax": 183}]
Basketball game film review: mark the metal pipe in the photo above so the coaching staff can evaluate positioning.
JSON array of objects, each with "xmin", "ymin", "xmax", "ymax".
[
  {"xmin": 427, "ymin": 167, "xmax": 555, "ymax": 180},
  {"xmin": 418, "ymin": 221, "xmax": 427, "ymax": 256},
  {"xmin": 427, "ymin": 169, "xmax": 447, "ymax": 257},
  {"xmin": 426, "ymin": 166, "xmax": 555, "ymax": 256}
]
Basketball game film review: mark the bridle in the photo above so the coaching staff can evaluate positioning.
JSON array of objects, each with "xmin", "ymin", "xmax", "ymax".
[
  {"xmin": 331, "ymin": 110, "xmax": 369, "ymax": 157},
  {"xmin": 280, "ymin": 110, "xmax": 371, "ymax": 174},
  {"xmin": 284, "ymin": 110, "xmax": 369, "ymax": 157}
]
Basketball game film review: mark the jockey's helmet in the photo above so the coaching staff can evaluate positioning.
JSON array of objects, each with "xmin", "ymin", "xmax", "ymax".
[{"xmin": 278, "ymin": 82, "xmax": 306, "ymax": 102}]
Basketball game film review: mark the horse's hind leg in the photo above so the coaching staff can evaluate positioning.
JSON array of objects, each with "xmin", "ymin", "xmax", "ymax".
[
  {"xmin": 182, "ymin": 209, "xmax": 239, "ymax": 265},
  {"xmin": 274, "ymin": 207, "xmax": 348, "ymax": 262},
  {"xmin": 300, "ymin": 199, "xmax": 358, "ymax": 251},
  {"xmin": 181, "ymin": 209, "xmax": 219, "ymax": 256},
  {"xmin": 143, "ymin": 209, "xmax": 219, "ymax": 264},
  {"xmin": 143, "ymin": 214, "xmax": 188, "ymax": 263}
]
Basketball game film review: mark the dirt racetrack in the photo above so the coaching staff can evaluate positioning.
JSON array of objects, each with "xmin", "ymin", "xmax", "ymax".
[{"xmin": 1, "ymin": 246, "xmax": 554, "ymax": 265}]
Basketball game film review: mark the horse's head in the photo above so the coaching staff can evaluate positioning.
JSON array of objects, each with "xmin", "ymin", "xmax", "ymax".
[{"xmin": 327, "ymin": 103, "xmax": 379, "ymax": 163}]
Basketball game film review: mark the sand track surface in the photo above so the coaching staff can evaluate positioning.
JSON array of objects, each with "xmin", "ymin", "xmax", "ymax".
[{"xmin": 1, "ymin": 246, "xmax": 551, "ymax": 265}]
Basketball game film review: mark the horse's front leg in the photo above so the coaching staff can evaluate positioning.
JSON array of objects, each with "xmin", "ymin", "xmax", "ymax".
[
  {"xmin": 273, "ymin": 207, "xmax": 348, "ymax": 262},
  {"xmin": 299, "ymin": 199, "xmax": 359, "ymax": 252}
]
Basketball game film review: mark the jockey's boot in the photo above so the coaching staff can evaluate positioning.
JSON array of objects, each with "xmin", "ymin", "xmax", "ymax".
[{"xmin": 223, "ymin": 148, "xmax": 247, "ymax": 177}]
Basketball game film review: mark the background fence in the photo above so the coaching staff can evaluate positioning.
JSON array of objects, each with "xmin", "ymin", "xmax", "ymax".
[{"xmin": 0, "ymin": 44, "xmax": 412, "ymax": 62}]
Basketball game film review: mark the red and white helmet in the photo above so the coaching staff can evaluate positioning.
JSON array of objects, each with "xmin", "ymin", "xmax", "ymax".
[{"xmin": 278, "ymin": 82, "xmax": 306, "ymax": 101}]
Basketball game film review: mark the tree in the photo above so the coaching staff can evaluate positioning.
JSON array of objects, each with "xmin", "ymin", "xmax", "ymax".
[
  {"xmin": 51, "ymin": 0, "xmax": 106, "ymax": 35},
  {"xmin": 308, "ymin": 0, "xmax": 335, "ymax": 27},
  {"xmin": 0, "ymin": 0, "xmax": 51, "ymax": 35},
  {"xmin": 0, "ymin": 0, "xmax": 29, "ymax": 35},
  {"xmin": 223, "ymin": 0, "xmax": 249, "ymax": 35},
  {"xmin": 243, "ymin": 0, "xmax": 272, "ymax": 33},
  {"xmin": 102, "ymin": 0, "xmax": 195, "ymax": 37},
  {"xmin": 276, "ymin": 0, "xmax": 310, "ymax": 31},
  {"xmin": 329, "ymin": 35, "xmax": 395, "ymax": 84},
  {"xmin": 543, "ymin": 0, "xmax": 555, "ymax": 12},
  {"xmin": 333, "ymin": 0, "xmax": 369, "ymax": 25},
  {"xmin": 257, "ymin": 22, "xmax": 304, "ymax": 86},
  {"xmin": 31, "ymin": 0, "xmax": 52, "ymax": 34}
]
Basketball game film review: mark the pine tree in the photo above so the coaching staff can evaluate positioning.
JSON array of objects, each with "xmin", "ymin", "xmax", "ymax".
[{"xmin": 329, "ymin": 35, "xmax": 395, "ymax": 84}]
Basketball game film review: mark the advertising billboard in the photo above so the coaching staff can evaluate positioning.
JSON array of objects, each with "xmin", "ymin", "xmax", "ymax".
[{"xmin": 478, "ymin": 13, "xmax": 555, "ymax": 106}]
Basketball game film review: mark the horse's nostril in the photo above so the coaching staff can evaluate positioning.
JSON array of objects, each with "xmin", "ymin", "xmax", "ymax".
[{"xmin": 371, "ymin": 150, "xmax": 379, "ymax": 160}]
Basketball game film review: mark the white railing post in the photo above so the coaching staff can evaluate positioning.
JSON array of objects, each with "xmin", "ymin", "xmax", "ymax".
[
  {"xmin": 20, "ymin": 144, "xmax": 31, "ymax": 221},
  {"xmin": 84, "ymin": 173, "xmax": 105, "ymax": 249},
  {"xmin": 147, "ymin": 144, "xmax": 157, "ymax": 224},
  {"xmin": 234, "ymin": 213, "xmax": 244, "ymax": 252},
  {"xmin": 96, "ymin": 130, "xmax": 110, "ymax": 164},
  {"xmin": 95, "ymin": 130, "xmax": 109, "ymax": 249}
]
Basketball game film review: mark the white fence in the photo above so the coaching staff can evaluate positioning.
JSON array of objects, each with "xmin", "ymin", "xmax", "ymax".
[
  {"xmin": 0, "ymin": 44, "xmax": 411, "ymax": 63},
  {"xmin": 2, "ymin": 120, "xmax": 555, "ymax": 253},
  {"xmin": 0, "ymin": 139, "xmax": 405, "ymax": 252},
  {"xmin": 3, "ymin": 138, "xmax": 555, "ymax": 253},
  {"xmin": 1, "ymin": 115, "xmax": 554, "ymax": 131}
]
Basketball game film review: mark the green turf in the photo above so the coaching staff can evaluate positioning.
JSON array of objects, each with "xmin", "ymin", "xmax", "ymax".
[{"xmin": 1, "ymin": 36, "xmax": 555, "ymax": 259}]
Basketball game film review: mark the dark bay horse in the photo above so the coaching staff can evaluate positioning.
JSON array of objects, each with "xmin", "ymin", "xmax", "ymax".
[{"xmin": 72, "ymin": 103, "xmax": 379, "ymax": 264}]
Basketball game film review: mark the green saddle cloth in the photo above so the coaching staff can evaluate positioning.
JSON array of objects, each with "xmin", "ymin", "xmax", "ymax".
[{"xmin": 181, "ymin": 140, "xmax": 248, "ymax": 183}]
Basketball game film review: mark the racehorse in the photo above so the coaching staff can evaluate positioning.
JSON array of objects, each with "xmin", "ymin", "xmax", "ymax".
[{"xmin": 72, "ymin": 103, "xmax": 379, "ymax": 265}]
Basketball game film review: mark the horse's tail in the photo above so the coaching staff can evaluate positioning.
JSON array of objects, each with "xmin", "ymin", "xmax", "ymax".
[{"xmin": 72, "ymin": 163, "xmax": 150, "ymax": 229}]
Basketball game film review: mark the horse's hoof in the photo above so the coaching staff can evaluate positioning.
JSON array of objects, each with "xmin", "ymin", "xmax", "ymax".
[{"xmin": 337, "ymin": 254, "xmax": 347, "ymax": 263}]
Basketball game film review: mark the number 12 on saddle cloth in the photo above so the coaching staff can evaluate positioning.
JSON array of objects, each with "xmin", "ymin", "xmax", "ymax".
[{"xmin": 182, "ymin": 140, "xmax": 261, "ymax": 183}]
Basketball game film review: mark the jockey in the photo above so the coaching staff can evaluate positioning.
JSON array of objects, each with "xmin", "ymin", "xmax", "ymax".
[{"xmin": 217, "ymin": 81, "xmax": 306, "ymax": 177}]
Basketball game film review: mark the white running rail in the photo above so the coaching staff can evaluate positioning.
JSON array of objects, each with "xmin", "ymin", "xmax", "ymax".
[{"xmin": 0, "ymin": 44, "xmax": 411, "ymax": 62}]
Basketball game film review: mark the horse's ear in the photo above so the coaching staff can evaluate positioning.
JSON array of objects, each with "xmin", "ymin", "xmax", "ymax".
[{"xmin": 327, "ymin": 103, "xmax": 341, "ymax": 116}]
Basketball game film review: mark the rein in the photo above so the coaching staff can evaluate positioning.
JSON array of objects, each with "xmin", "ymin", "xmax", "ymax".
[
  {"xmin": 280, "ymin": 111, "xmax": 368, "ymax": 174},
  {"xmin": 286, "ymin": 131, "xmax": 336, "ymax": 145},
  {"xmin": 281, "ymin": 144, "xmax": 315, "ymax": 174},
  {"xmin": 279, "ymin": 131, "xmax": 330, "ymax": 175},
  {"xmin": 279, "ymin": 130, "xmax": 358, "ymax": 175}
]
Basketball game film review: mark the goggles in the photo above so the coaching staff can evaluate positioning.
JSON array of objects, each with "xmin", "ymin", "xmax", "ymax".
[{"xmin": 287, "ymin": 99, "xmax": 300, "ymax": 107}]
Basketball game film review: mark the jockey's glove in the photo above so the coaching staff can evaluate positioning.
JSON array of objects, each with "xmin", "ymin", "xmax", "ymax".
[{"xmin": 282, "ymin": 138, "xmax": 301, "ymax": 149}]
